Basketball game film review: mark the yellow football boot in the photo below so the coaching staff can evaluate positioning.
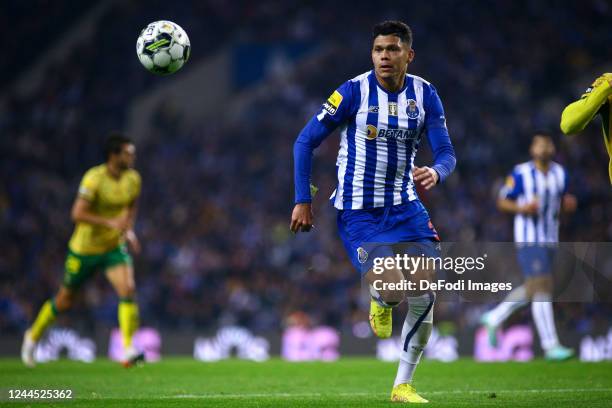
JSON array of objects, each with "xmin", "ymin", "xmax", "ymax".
[
  {"xmin": 369, "ymin": 299, "xmax": 392, "ymax": 338},
  {"xmin": 391, "ymin": 383, "xmax": 429, "ymax": 403}
]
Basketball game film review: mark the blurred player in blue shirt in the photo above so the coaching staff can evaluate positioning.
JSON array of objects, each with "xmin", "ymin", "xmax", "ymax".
[{"xmin": 482, "ymin": 133, "xmax": 577, "ymax": 361}]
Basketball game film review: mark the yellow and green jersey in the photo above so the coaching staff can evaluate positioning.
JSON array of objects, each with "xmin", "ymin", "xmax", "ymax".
[
  {"xmin": 560, "ymin": 74, "xmax": 612, "ymax": 183},
  {"xmin": 68, "ymin": 164, "xmax": 141, "ymax": 255}
]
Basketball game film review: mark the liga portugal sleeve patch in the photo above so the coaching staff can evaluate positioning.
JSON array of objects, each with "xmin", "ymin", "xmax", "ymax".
[{"xmin": 323, "ymin": 90, "xmax": 343, "ymax": 115}]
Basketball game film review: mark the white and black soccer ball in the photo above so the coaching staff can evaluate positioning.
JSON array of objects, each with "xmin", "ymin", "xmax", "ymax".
[{"xmin": 136, "ymin": 20, "xmax": 190, "ymax": 75}]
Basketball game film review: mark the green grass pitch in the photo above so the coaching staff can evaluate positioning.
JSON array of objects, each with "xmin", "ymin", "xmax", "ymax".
[{"xmin": 1, "ymin": 358, "xmax": 611, "ymax": 407}]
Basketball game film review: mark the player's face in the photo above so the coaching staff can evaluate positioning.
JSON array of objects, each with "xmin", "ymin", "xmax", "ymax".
[
  {"xmin": 371, "ymin": 35, "xmax": 414, "ymax": 80},
  {"xmin": 530, "ymin": 136, "xmax": 555, "ymax": 162},
  {"xmin": 116, "ymin": 143, "xmax": 136, "ymax": 170}
]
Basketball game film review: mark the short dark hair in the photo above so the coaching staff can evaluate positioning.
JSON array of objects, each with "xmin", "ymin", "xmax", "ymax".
[
  {"xmin": 532, "ymin": 130, "xmax": 554, "ymax": 141},
  {"xmin": 530, "ymin": 131, "xmax": 558, "ymax": 148},
  {"xmin": 372, "ymin": 21, "xmax": 413, "ymax": 47},
  {"xmin": 104, "ymin": 132, "xmax": 132, "ymax": 160}
]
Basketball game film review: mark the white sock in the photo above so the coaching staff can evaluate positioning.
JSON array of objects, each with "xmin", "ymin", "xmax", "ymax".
[
  {"xmin": 485, "ymin": 285, "xmax": 528, "ymax": 327},
  {"xmin": 394, "ymin": 360, "xmax": 418, "ymax": 387},
  {"xmin": 531, "ymin": 292, "xmax": 559, "ymax": 350},
  {"xmin": 369, "ymin": 285, "xmax": 398, "ymax": 308},
  {"xmin": 394, "ymin": 292, "xmax": 435, "ymax": 386}
]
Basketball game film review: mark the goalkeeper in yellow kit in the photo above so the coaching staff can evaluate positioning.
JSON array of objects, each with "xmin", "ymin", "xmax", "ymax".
[
  {"xmin": 22, "ymin": 133, "xmax": 144, "ymax": 367},
  {"xmin": 561, "ymin": 73, "xmax": 612, "ymax": 183}
]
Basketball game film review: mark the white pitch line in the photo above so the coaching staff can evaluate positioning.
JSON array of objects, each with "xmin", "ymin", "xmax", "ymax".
[
  {"xmin": 426, "ymin": 388, "xmax": 612, "ymax": 395},
  {"xmin": 161, "ymin": 388, "xmax": 612, "ymax": 399}
]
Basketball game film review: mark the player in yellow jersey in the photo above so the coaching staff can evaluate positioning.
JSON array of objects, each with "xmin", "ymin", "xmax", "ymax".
[
  {"xmin": 21, "ymin": 133, "xmax": 144, "ymax": 368},
  {"xmin": 560, "ymin": 73, "xmax": 612, "ymax": 183}
]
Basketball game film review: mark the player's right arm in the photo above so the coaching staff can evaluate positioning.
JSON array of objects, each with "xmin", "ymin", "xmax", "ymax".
[
  {"xmin": 71, "ymin": 168, "xmax": 129, "ymax": 231},
  {"xmin": 496, "ymin": 170, "xmax": 538, "ymax": 215},
  {"xmin": 71, "ymin": 198, "xmax": 129, "ymax": 230},
  {"xmin": 291, "ymin": 81, "xmax": 357, "ymax": 233},
  {"xmin": 560, "ymin": 73, "xmax": 612, "ymax": 135}
]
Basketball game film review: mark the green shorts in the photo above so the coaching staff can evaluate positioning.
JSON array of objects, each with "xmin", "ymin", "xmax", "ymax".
[{"xmin": 63, "ymin": 244, "xmax": 132, "ymax": 290}]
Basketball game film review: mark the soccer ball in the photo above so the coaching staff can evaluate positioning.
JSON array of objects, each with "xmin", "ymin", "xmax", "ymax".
[{"xmin": 136, "ymin": 21, "xmax": 190, "ymax": 75}]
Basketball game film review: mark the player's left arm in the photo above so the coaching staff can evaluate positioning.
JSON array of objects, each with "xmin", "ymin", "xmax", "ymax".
[
  {"xmin": 291, "ymin": 118, "xmax": 335, "ymax": 233},
  {"xmin": 291, "ymin": 81, "xmax": 356, "ymax": 233},
  {"xmin": 559, "ymin": 168, "xmax": 577, "ymax": 214},
  {"xmin": 413, "ymin": 84, "xmax": 456, "ymax": 190},
  {"xmin": 125, "ymin": 173, "xmax": 142, "ymax": 254}
]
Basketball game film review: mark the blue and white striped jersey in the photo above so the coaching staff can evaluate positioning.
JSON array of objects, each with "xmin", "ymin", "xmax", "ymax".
[
  {"xmin": 293, "ymin": 70, "xmax": 455, "ymax": 210},
  {"xmin": 499, "ymin": 161, "xmax": 568, "ymax": 243}
]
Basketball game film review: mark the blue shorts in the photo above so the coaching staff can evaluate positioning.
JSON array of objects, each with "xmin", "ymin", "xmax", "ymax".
[
  {"xmin": 337, "ymin": 200, "xmax": 440, "ymax": 274},
  {"xmin": 516, "ymin": 245, "xmax": 556, "ymax": 277}
]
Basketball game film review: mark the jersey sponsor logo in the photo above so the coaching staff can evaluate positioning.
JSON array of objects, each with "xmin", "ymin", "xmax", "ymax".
[
  {"xmin": 323, "ymin": 90, "xmax": 343, "ymax": 115},
  {"xmin": 65, "ymin": 255, "xmax": 81, "ymax": 274},
  {"xmin": 368, "ymin": 105, "xmax": 379, "ymax": 113},
  {"xmin": 376, "ymin": 128, "xmax": 418, "ymax": 141},
  {"xmin": 388, "ymin": 102, "xmax": 398, "ymax": 117},
  {"xmin": 366, "ymin": 125, "xmax": 378, "ymax": 140},
  {"xmin": 406, "ymin": 99, "xmax": 420, "ymax": 119}
]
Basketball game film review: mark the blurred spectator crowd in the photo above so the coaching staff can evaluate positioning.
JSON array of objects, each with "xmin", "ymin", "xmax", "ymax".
[{"xmin": 1, "ymin": 0, "xmax": 611, "ymax": 339}]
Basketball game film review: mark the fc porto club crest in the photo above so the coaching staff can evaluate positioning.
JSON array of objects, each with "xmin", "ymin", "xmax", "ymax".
[
  {"xmin": 357, "ymin": 247, "xmax": 369, "ymax": 264},
  {"xmin": 406, "ymin": 99, "xmax": 420, "ymax": 119}
]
